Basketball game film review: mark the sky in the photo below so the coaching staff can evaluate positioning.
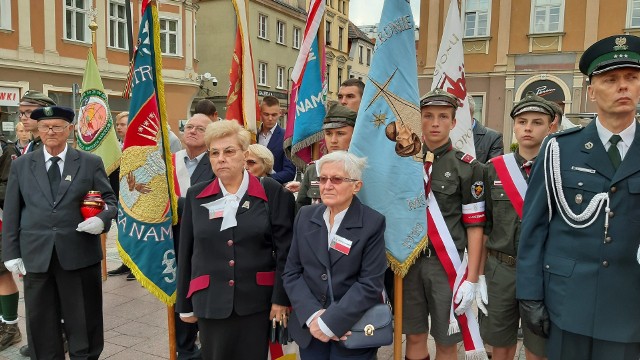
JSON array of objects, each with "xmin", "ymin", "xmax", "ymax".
[{"xmin": 349, "ymin": 0, "xmax": 421, "ymax": 27}]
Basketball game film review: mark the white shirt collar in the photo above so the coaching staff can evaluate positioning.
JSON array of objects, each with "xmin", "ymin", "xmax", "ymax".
[
  {"xmin": 595, "ymin": 117, "xmax": 636, "ymax": 148},
  {"xmin": 323, "ymin": 206, "xmax": 349, "ymax": 249},
  {"xmin": 261, "ymin": 123, "xmax": 278, "ymax": 135},
  {"xmin": 43, "ymin": 144, "xmax": 68, "ymax": 164},
  {"xmin": 185, "ymin": 150, "xmax": 207, "ymax": 162}
]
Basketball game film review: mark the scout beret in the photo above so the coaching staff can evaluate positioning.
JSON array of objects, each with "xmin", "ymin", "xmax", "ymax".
[
  {"xmin": 510, "ymin": 92, "xmax": 556, "ymax": 119},
  {"xmin": 19, "ymin": 90, "xmax": 56, "ymax": 107},
  {"xmin": 419, "ymin": 88, "xmax": 459, "ymax": 110},
  {"xmin": 30, "ymin": 106, "xmax": 75, "ymax": 123},
  {"xmin": 579, "ymin": 34, "xmax": 640, "ymax": 76},
  {"xmin": 323, "ymin": 102, "xmax": 357, "ymax": 130}
]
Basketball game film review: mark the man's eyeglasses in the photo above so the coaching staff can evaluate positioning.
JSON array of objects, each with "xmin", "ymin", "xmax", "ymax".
[
  {"xmin": 319, "ymin": 176, "xmax": 359, "ymax": 185},
  {"xmin": 184, "ymin": 124, "xmax": 207, "ymax": 133},
  {"xmin": 19, "ymin": 111, "xmax": 33, "ymax": 118},
  {"xmin": 37, "ymin": 125, "xmax": 67, "ymax": 133},
  {"xmin": 245, "ymin": 159, "xmax": 258, "ymax": 166},
  {"xmin": 209, "ymin": 147, "xmax": 241, "ymax": 158}
]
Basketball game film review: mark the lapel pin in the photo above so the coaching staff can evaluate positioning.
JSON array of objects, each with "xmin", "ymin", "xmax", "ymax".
[
  {"xmin": 585, "ymin": 142, "xmax": 593, "ymax": 150},
  {"xmin": 444, "ymin": 171, "xmax": 451, "ymax": 178},
  {"xmin": 65, "ymin": 175, "xmax": 72, "ymax": 181},
  {"xmin": 242, "ymin": 201, "xmax": 250, "ymax": 209}
]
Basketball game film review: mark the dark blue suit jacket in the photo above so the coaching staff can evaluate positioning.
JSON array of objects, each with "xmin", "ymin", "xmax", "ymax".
[
  {"xmin": 264, "ymin": 125, "xmax": 296, "ymax": 184},
  {"xmin": 517, "ymin": 120, "xmax": 640, "ymax": 343},
  {"xmin": 283, "ymin": 197, "xmax": 387, "ymax": 348}
]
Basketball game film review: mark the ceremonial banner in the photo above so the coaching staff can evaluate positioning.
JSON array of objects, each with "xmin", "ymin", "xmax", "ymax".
[
  {"xmin": 284, "ymin": 0, "xmax": 326, "ymax": 167},
  {"xmin": 431, "ymin": 0, "xmax": 475, "ymax": 156},
  {"xmin": 117, "ymin": 0, "xmax": 178, "ymax": 305},
  {"xmin": 76, "ymin": 51, "xmax": 122, "ymax": 175},
  {"xmin": 226, "ymin": 0, "xmax": 258, "ymax": 138},
  {"xmin": 349, "ymin": 0, "xmax": 427, "ymax": 276}
]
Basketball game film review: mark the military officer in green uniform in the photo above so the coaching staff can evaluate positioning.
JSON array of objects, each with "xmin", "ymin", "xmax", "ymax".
[
  {"xmin": 517, "ymin": 34, "xmax": 640, "ymax": 359},
  {"xmin": 18, "ymin": 91, "xmax": 56, "ymax": 153},
  {"xmin": 287, "ymin": 102, "xmax": 357, "ymax": 212},
  {"xmin": 479, "ymin": 93, "xmax": 555, "ymax": 360},
  {"xmin": 404, "ymin": 89, "xmax": 486, "ymax": 360}
]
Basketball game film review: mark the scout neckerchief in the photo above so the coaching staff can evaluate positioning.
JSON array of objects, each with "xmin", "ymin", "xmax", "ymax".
[
  {"xmin": 490, "ymin": 153, "xmax": 528, "ymax": 219},
  {"xmin": 422, "ymin": 147, "xmax": 487, "ymax": 359},
  {"xmin": 171, "ymin": 150, "xmax": 191, "ymax": 197}
]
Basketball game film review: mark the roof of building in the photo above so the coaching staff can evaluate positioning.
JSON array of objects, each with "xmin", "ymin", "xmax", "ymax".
[
  {"xmin": 348, "ymin": 21, "xmax": 374, "ymax": 45},
  {"xmin": 271, "ymin": 0, "xmax": 307, "ymax": 15}
]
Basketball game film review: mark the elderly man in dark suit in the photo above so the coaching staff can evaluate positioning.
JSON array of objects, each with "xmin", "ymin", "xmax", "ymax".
[
  {"xmin": 468, "ymin": 95, "xmax": 504, "ymax": 163},
  {"xmin": 2, "ymin": 106, "xmax": 117, "ymax": 360},
  {"xmin": 258, "ymin": 96, "xmax": 296, "ymax": 184}
]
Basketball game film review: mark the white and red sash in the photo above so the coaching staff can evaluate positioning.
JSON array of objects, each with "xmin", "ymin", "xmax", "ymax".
[
  {"xmin": 171, "ymin": 150, "xmax": 191, "ymax": 197},
  {"xmin": 490, "ymin": 154, "xmax": 528, "ymax": 219},
  {"xmin": 423, "ymin": 164, "xmax": 486, "ymax": 359}
]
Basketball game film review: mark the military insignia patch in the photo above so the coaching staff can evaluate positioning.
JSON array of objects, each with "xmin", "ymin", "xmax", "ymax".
[
  {"xmin": 43, "ymin": 107, "xmax": 53, "ymax": 116},
  {"xmin": 461, "ymin": 153, "xmax": 475, "ymax": 163},
  {"xmin": 614, "ymin": 36, "xmax": 628, "ymax": 51},
  {"xmin": 445, "ymin": 171, "xmax": 451, "ymax": 178},
  {"xmin": 472, "ymin": 181, "xmax": 484, "ymax": 199}
]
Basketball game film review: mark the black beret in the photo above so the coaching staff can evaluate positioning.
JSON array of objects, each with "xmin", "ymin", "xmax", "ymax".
[
  {"xmin": 420, "ymin": 88, "xmax": 459, "ymax": 110},
  {"xmin": 30, "ymin": 106, "xmax": 75, "ymax": 123},
  {"xmin": 323, "ymin": 102, "xmax": 357, "ymax": 129},
  {"xmin": 510, "ymin": 92, "xmax": 556, "ymax": 119},
  {"xmin": 579, "ymin": 34, "xmax": 640, "ymax": 76},
  {"xmin": 19, "ymin": 90, "xmax": 56, "ymax": 107}
]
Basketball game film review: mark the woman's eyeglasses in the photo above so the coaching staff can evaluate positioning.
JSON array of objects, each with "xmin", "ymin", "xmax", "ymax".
[
  {"xmin": 245, "ymin": 159, "xmax": 258, "ymax": 166},
  {"xmin": 209, "ymin": 147, "xmax": 241, "ymax": 158},
  {"xmin": 318, "ymin": 176, "xmax": 358, "ymax": 185}
]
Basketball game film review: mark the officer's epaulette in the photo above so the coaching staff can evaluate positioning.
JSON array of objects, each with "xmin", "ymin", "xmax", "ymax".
[
  {"xmin": 455, "ymin": 152, "xmax": 476, "ymax": 164},
  {"xmin": 549, "ymin": 125, "xmax": 583, "ymax": 139}
]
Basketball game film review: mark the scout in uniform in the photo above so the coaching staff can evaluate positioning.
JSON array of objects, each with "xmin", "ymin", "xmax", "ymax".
[
  {"xmin": 404, "ymin": 89, "xmax": 486, "ymax": 360},
  {"xmin": 18, "ymin": 91, "xmax": 56, "ymax": 154},
  {"xmin": 294, "ymin": 102, "xmax": 357, "ymax": 212},
  {"xmin": 516, "ymin": 34, "xmax": 640, "ymax": 360},
  {"xmin": 479, "ymin": 92, "xmax": 554, "ymax": 360}
]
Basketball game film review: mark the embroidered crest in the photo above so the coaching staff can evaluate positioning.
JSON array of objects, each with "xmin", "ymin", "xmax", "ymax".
[
  {"xmin": 472, "ymin": 181, "xmax": 484, "ymax": 199},
  {"xmin": 460, "ymin": 153, "xmax": 475, "ymax": 164},
  {"xmin": 614, "ymin": 37, "xmax": 628, "ymax": 51},
  {"xmin": 43, "ymin": 107, "xmax": 53, "ymax": 116},
  {"xmin": 444, "ymin": 171, "xmax": 451, "ymax": 178}
]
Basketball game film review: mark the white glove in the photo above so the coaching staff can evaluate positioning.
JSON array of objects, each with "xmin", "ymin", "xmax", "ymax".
[
  {"xmin": 284, "ymin": 181, "xmax": 301, "ymax": 193},
  {"xmin": 476, "ymin": 275, "xmax": 489, "ymax": 316},
  {"xmin": 4, "ymin": 258, "xmax": 26, "ymax": 275},
  {"xmin": 454, "ymin": 280, "xmax": 477, "ymax": 315},
  {"xmin": 76, "ymin": 216, "xmax": 105, "ymax": 235}
]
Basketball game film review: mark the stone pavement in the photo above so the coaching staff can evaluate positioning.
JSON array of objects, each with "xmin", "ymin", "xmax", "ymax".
[{"xmin": 0, "ymin": 226, "xmax": 526, "ymax": 359}]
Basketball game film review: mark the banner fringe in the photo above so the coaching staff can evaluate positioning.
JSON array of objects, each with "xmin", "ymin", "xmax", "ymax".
[
  {"xmin": 464, "ymin": 349, "xmax": 489, "ymax": 360},
  {"xmin": 447, "ymin": 320, "xmax": 460, "ymax": 335},
  {"xmin": 289, "ymin": 131, "xmax": 324, "ymax": 168},
  {"xmin": 387, "ymin": 234, "xmax": 428, "ymax": 278}
]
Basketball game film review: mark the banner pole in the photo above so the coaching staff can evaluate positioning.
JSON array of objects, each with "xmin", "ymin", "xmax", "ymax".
[
  {"xmin": 101, "ymin": 233, "xmax": 107, "ymax": 281},
  {"xmin": 393, "ymin": 274, "xmax": 403, "ymax": 360},
  {"xmin": 168, "ymin": 305, "xmax": 177, "ymax": 360}
]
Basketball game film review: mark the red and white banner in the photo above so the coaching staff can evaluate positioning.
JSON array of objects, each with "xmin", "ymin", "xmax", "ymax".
[{"xmin": 490, "ymin": 154, "xmax": 528, "ymax": 219}]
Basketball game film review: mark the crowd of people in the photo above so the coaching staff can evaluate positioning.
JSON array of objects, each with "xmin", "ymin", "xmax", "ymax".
[{"xmin": 0, "ymin": 33, "xmax": 639, "ymax": 360}]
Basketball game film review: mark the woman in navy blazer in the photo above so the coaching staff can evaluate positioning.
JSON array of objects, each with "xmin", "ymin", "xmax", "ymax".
[
  {"xmin": 283, "ymin": 151, "xmax": 387, "ymax": 360},
  {"xmin": 176, "ymin": 120, "xmax": 295, "ymax": 359}
]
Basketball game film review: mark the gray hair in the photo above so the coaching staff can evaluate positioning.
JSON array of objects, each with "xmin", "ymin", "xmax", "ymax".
[
  {"xmin": 316, "ymin": 151, "xmax": 367, "ymax": 180},
  {"xmin": 467, "ymin": 94, "xmax": 475, "ymax": 115}
]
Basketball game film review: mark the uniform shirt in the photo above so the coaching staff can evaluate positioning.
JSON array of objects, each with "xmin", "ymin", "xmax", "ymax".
[
  {"xmin": 295, "ymin": 163, "xmax": 320, "ymax": 212},
  {"xmin": 427, "ymin": 140, "xmax": 486, "ymax": 250},
  {"xmin": 484, "ymin": 150, "xmax": 532, "ymax": 256},
  {"xmin": 44, "ymin": 144, "xmax": 68, "ymax": 175},
  {"xmin": 595, "ymin": 116, "xmax": 635, "ymax": 160}
]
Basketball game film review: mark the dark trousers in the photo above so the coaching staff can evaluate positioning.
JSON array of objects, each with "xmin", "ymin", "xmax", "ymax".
[
  {"xmin": 24, "ymin": 252, "xmax": 103, "ymax": 360},
  {"xmin": 548, "ymin": 322, "xmax": 640, "ymax": 360},
  {"xmin": 175, "ymin": 311, "xmax": 201, "ymax": 359},
  {"xmin": 299, "ymin": 338, "xmax": 378, "ymax": 360},
  {"xmin": 197, "ymin": 310, "xmax": 269, "ymax": 360}
]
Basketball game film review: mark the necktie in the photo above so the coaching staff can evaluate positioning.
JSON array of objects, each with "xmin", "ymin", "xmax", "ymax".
[
  {"xmin": 423, "ymin": 151, "xmax": 434, "ymax": 197},
  {"xmin": 608, "ymin": 135, "xmax": 622, "ymax": 170},
  {"xmin": 522, "ymin": 160, "xmax": 533, "ymax": 176},
  {"xmin": 48, "ymin": 156, "xmax": 61, "ymax": 199}
]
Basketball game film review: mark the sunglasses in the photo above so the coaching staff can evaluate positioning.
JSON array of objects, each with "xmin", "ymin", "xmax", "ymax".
[
  {"xmin": 245, "ymin": 159, "xmax": 258, "ymax": 166},
  {"xmin": 319, "ymin": 175, "xmax": 359, "ymax": 185}
]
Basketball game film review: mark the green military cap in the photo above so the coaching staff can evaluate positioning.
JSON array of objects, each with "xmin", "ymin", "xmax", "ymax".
[
  {"xmin": 510, "ymin": 92, "xmax": 556, "ymax": 118},
  {"xmin": 419, "ymin": 88, "xmax": 459, "ymax": 110},
  {"xmin": 19, "ymin": 90, "xmax": 56, "ymax": 107},
  {"xmin": 31, "ymin": 106, "xmax": 75, "ymax": 123},
  {"xmin": 579, "ymin": 34, "xmax": 640, "ymax": 76},
  {"xmin": 323, "ymin": 101, "xmax": 357, "ymax": 129}
]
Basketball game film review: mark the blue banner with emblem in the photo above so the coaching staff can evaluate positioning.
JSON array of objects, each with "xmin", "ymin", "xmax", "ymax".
[
  {"xmin": 116, "ymin": 0, "xmax": 178, "ymax": 305},
  {"xmin": 348, "ymin": 0, "xmax": 427, "ymax": 277}
]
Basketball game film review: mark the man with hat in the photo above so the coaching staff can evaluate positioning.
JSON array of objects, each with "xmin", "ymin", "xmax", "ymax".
[
  {"xmin": 403, "ymin": 89, "xmax": 486, "ymax": 360},
  {"xmin": 2, "ymin": 106, "xmax": 117, "ymax": 359},
  {"xmin": 479, "ymin": 92, "xmax": 554, "ymax": 360},
  {"xmin": 292, "ymin": 102, "xmax": 357, "ymax": 212},
  {"xmin": 517, "ymin": 34, "xmax": 640, "ymax": 359},
  {"xmin": 18, "ymin": 90, "xmax": 56, "ymax": 154}
]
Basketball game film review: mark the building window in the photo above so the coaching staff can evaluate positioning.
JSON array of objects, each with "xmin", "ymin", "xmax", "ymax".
[
  {"xmin": 258, "ymin": 62, "xmax": 268, "ymax": 86},
  {"xmin": 337, "ymin": 68, "xmax": 343, "ymax": 89},
  {"xmin": 366, "ymin": 48, "xmax": 371, "ymax": 66},
  {"xmin": 338, "ymin": 0, "xmax": 342, "ymax": 13},
  {"xmin": 159, "ymin": 17, "xmax": 180, "ymax": 55},
  {"xmin": 108, "ymin": 1, "xmax": 128, "ymax": 49},
  {"xmin": 277, "ymin": 66, "xmax": 285, "ymax": 89},
  {"xmin": 627, "ymin": 0, "xmax": 640, "ymax": 28},
  {"xmin": 326, "ymin": 20, "xmax": 332, "ymax": 45},
  {"xmin": 531, "ymin": 0, "xmax": 564, "ymax": 34},
  {"xmin": 463, "ymin": 0, "xmax": 490, "ymax": 37},
  {"xmin": 258, "ymin": 14, "xmax": 268, "ymax": 39},
  {"xmin": 471, "ymin": 94, "xmax": 485, "ymax": 123},
  {"xmin": 293, "ymin": 26, "xmax": 301, "ymax": 49},
  {"xmin": 338, "ymin": 27, "xmax": 344, "ymax": 51},
  {"xmin": 0, "ymin": 0, "xmax": 12, "ymax": 30},
  {"xmin": 326, "ymin": 64, "xmax": 331, "ymax": 91},
  {"xmin": 358, "ymin": 45, "xmax": 363, "ymax": 64},
  {"xmin": 64, "ymin": 0, "xmax": 90, "ymax": 42},
  {"xmin": 276, "ymin": 21, "xmax": 285, "ymax": 45}
]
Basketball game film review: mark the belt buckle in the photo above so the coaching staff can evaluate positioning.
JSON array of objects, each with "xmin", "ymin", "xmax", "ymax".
[{"xmin": 505, "ymin": 254, "xmax": 516, "ymax": 266}]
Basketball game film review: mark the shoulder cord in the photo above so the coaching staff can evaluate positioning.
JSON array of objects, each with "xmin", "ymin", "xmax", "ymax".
[{"xmin": 543, "ymin": 138, "xmax": 610, "ymax": 235}]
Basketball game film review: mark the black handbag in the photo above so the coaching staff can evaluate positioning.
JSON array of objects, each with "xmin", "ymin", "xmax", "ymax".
[{"xmin": 326, "ymin": 267, "xmax": 393, "ymax": 349}]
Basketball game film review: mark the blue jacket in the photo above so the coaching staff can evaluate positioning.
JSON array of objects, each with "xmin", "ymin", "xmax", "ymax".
[{"xmin": 265, "ymin": 125, "xmax": 296, "ymax": 184}]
